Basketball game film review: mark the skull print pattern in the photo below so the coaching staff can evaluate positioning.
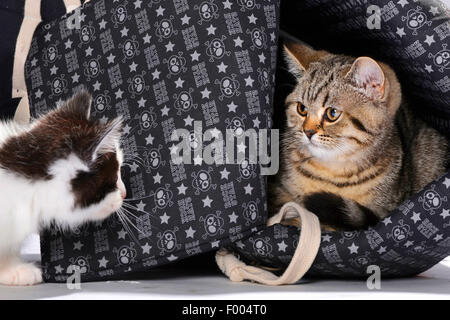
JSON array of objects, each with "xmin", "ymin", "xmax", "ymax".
[
  {"xmin": 229, "ymin": 172, "xmax": 450, "ymax": 278},
  {"xmin": 26, "ymin": 0, "xmax": 279, "ymax": 283}
]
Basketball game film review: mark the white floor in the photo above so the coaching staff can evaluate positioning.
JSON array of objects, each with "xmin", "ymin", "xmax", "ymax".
[{"xmin": 0, "ymin": 234, "xmax": 448, "ymax": 300}]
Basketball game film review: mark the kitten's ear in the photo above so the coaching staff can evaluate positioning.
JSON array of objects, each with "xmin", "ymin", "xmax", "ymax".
[
  {"xmin": 283, "ymin": 41, "xmax": 327, "ymax": 77},
  {"xmin": 91, "ymin": 117, "xmax": 123, "ymax": 161},
  {"xmin": 58, "ymin": 89, "xmax": 92, "ymax": 120},
  {"xmin": 345, "ymin": 57, "xmax": 385, "ymax": 100}
]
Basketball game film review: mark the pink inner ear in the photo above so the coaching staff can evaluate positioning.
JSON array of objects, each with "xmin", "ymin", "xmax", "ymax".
[{"xmin": 352, "ymin": 58, "xmax": 385, "ymax": 100}]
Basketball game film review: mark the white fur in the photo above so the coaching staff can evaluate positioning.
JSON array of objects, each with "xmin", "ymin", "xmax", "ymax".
[
  {"xmin": 0, "ymin": 120, "xmax": 30, "ymax": 148},
  {"xmin": 0, "ymin": 120, "xmax": 123, "ymax": 286},
  {"xmin": 302, "ymin": 132, "xmax": 355, "ymax": 162}
]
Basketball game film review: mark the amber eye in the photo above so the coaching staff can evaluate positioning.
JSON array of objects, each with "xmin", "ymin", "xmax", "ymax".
[
  {"xmin": 297, "ymin": 103, "xmax": 307, "ymax": 116},
  {"xmin": 325, "ymin": 107, "xmax": 341, "ymax": 122}
]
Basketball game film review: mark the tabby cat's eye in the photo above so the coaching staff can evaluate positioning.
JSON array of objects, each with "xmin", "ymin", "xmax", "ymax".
[
  {"xmin": 325, "ymin": 107, "xmax": 342, "ymax": 122},
  {"xmin": 297, "ymin": 103, "xmax": 307, "ymax": 116}
]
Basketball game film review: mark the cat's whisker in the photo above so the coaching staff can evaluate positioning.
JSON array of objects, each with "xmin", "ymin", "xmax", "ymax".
[
  {"xmin": 119, "ymin": 210, "xmax": 144, "ymax": 234},
  {"xmin": 122, "ymin": 153, "xmax": 145, "ymax": 162},
  {"xmin": 123, "ymin": 152, "xmax": 146, "ymax": 162},
  {"xmin": 133, "ymin": 160, "xmax": 147, "ymax": 167},
  {"xmin": 116, "ymin": 210, "xmax": 135, "ymax": 236},
  {"xmin": 122, "ymin": 151, "xmax": 137, "ymax": 157},
  {"xmin": 121, "ymin": 203, "xmax": 157, "ymax": 219},
  {"xmin": 123, "ymin": 195, "xmax": 153, "ymax": 202},
  {"xmin": 124, "ymin": 159, "xmax": 146, "ymax": 168},
  {"xmin": 121, "ymin": 203, "xmax": 149, "ymax": 216},
  {"xmin": 127, "ymin": 156, "xmax": 146, "ymax": 164},
  {"xmin": 120, "ymin": 211, "xmax": 144, "ymax": 236},
  {"xmin": 122, "ymin": 159, "xmax": 144, "ymax": 167},
  {"xmin": 119, "ymin": 205, "xmax": 143, "ymax": 219},
  {"xmin": 119, "ymin": 207, "xmax": 162, "ymax": 234},
  {"xmin": 121, "ymin": 204, "xmax": 162, "ymax": 225},
  {"xmin": 121, "ymin": 202, "xmax": 142, "ymax": 210},
  {"xmin": 122, "ymin": 158, "xmax": 135, "ymax": 164},
  {"xmin": 116, "ymin": 210, "xmax": 143, "ymax": 244},
  {"xmin": 135, "ymin": 146, "xmax": 152, "ymax": 150},
  {"xmin": 121, "ymin": 207, "xmax": 163, "ymax": 233}
]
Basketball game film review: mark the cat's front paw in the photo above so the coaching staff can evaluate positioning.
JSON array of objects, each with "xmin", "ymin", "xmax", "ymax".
[{"xmin": 0, "ymin": 263, "xmax": 42, "ymax": 286}]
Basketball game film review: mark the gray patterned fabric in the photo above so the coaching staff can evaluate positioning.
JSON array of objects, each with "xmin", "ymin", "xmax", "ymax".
[
  {"xmin": 26, "ymin": 0, "xmax": 280, "ymax": 282},
  {"xmin": 231, "ymin": 173, "xmax": 450, "ymax": 278}
]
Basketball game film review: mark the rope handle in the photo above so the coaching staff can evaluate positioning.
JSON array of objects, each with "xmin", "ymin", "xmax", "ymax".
[
  {"xmin": 14, "ymin": 0, "xmax": 87, "ymax": 123},
  {"xmin": 63, "ymin": 0, "xmax": 81, "ymax": 12},
  {"xmin": 216, "ymin": 202, "xmax": 321, "ymax": 285}
]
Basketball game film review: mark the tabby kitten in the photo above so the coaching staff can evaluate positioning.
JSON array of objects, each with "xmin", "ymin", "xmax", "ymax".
[
  {"xmin": 270, "ymin": 41, "xmax": 448, "ymax": 231},
  {"xmin": 0, "ymin": 90, "xmax": 125, "ymax": 286}
]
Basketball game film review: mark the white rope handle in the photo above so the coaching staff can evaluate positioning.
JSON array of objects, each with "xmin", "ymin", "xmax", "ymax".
[
  {"xmin": 13, "ymin": 0, "xmax": 85, "ymax": 123},
  {"xmin": 63, "ymin": 0, "xmax": 82, "ymax": 13},
  {"xmin": 12, "ymin": 0, "xmax": 42, "ymax": 123},
  {"xmin": 216, "ymin": 202, "xmax": 321, "ymax": 285}
]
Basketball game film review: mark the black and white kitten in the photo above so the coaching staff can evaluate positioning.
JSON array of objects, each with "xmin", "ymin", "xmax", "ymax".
[{"xmin": 0, "ymin": 90, "xmax": 125, "ymax": 286}]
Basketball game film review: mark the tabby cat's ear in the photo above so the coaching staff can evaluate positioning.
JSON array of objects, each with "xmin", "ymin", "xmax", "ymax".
[
  {"xmin": 283, "ymin": 41, "xmax": 327, "ymax": 77},
  {"xmin": 345, "ymin": 57, "xmax": 385, "ymax": 100}
]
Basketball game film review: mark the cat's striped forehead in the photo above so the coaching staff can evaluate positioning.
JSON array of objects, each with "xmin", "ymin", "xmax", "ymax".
[
  {"xmin": 295, "ymin": 55, "xmax": 354, "ymax": 105},
  {"xmin": 283, "ymin": 49, "xmax": 403, "ymax": 163}
]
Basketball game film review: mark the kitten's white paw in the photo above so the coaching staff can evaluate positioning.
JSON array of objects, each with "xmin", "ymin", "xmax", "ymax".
[{"xmin": 0, "ymin": 263, "xmax": 42, "ymax": 286}]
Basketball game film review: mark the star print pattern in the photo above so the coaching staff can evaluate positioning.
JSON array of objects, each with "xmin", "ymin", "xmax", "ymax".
[
  {"xmin": 230, "ymin": 173, "xmax": 450, "ymax": 278},
  {"xmin": 27, "ymin": 0, "xmax": 279, "ymax": 283}
]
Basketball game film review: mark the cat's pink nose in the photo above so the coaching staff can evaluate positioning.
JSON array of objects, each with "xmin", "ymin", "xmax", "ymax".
[
  {"xmin": 304, "ymin": 129, "xmax": 316, "ymax": 139},
  {"xmin": 121, "ymin": 189, "xmax": 127, "ymax": 199}
]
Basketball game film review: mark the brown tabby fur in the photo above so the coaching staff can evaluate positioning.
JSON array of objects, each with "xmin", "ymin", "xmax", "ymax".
[{"xmin": 269, "ymin": 41, "xmax": 448, "ymax": 231}]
